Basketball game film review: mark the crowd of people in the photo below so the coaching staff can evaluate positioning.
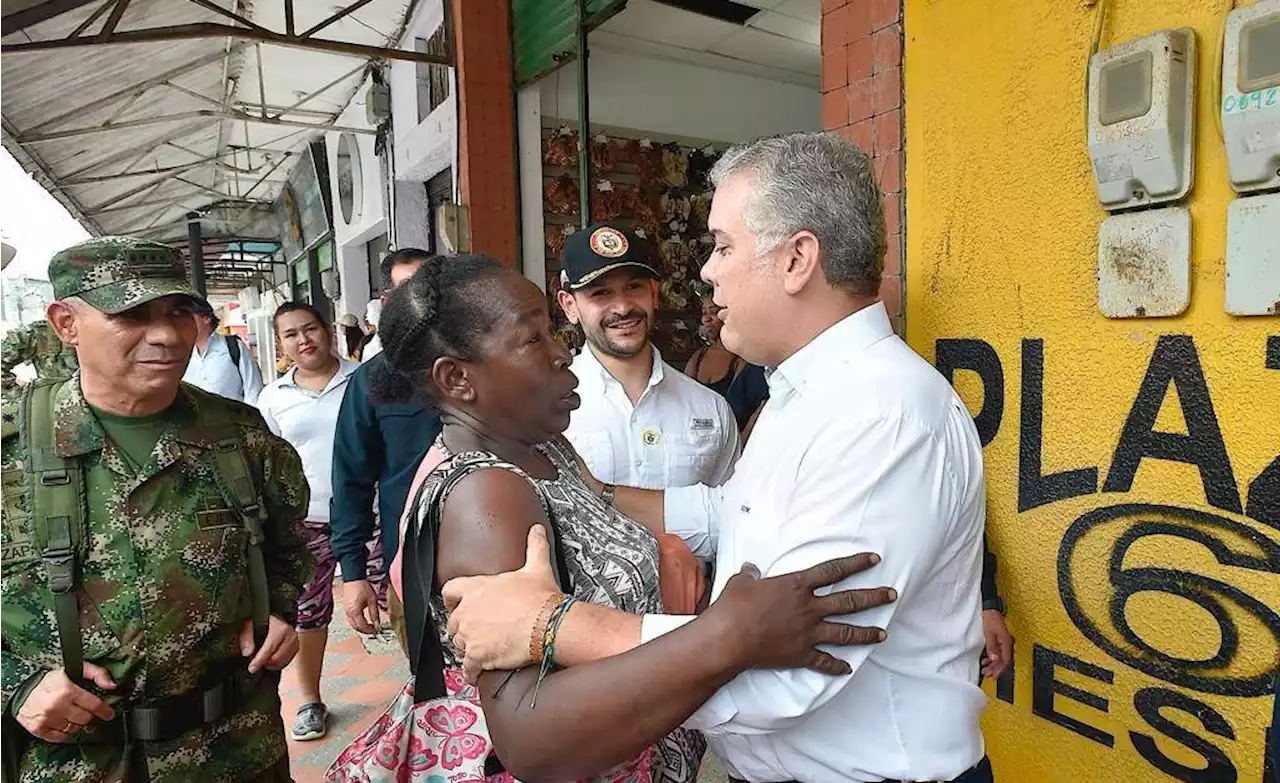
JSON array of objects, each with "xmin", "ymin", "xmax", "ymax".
[{"xmin": 0, "ymin": 131, "xmax": 1030, "ymax": 783}]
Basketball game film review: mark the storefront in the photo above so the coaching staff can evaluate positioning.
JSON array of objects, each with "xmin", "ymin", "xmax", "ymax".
[
  {"xmin": 512, "ymin": 0, "xmax": 821, "ymax": 364},
  {"xmin": 274, "ymin": 139, "xmax": 337, "ymax": 323}
]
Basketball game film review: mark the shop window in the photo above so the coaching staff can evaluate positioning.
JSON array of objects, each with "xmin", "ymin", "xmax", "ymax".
[
  {"xmin": 311, "ymin": 240, "xmax": 335, "ymax": 323},
  {"xmin": 415, "ymin": 21, "xmax": 451, "ymax": 123},
  {"xmin": 291, "ymin": 258, "xmax": 309, "ymax": 302}
]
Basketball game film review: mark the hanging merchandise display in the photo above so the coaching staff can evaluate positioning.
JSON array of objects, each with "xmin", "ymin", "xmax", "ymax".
[{"xmin": 540, "ymin": 127, "xmax": 725, "ymax": 363}]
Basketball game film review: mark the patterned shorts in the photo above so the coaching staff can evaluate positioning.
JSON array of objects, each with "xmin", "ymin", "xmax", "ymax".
[{"xmin": 297, "ymin": 519, "xmax": 338, "ymax": 631}]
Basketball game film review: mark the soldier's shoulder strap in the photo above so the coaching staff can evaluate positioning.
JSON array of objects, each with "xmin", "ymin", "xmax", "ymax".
[
  {"xmin": 195, "ymin": 397, "xmax": 270, "ymax": 641},
  {"xmin": 21, "ymin": 379, "xmax": 86, "ymax": 687}
]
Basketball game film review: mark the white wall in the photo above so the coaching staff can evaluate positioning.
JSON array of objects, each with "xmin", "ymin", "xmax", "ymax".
[
  {"xmin": 325, "ymin": 75, "xmax": 385, "ymax": 324},
  {"xmin": 389, "ymin": 0, "xmax": 456, "ymax": 185},
  {"xmin": 539, "ymin": 47, "xmax": 819, "ymax": 143},
  {"xmin": 326, "ymin": 76, "xmax": 386, "ymax": 247}
]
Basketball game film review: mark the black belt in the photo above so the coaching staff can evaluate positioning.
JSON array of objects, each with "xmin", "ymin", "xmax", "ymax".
[
  {"xmin": 77, "ymin": 670, "xmax": 264, "ymax": 745},
  {"xmin": 728, "ymin": 756, "xmax": 992, "ymax": 783}
]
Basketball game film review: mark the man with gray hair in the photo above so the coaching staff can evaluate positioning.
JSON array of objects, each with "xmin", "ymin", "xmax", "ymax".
[{"xmin": 439, "ymin": 132, "xmax": 991, "ymax": 783}]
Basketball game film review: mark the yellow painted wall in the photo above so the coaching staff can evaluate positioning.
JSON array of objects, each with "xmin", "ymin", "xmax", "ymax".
[{"xmin": 904, "ymin": 1, "xmax": 1279, "ymax": 781}]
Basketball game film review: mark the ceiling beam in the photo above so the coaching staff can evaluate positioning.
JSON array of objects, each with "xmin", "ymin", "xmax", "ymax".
[
  {"xmin": 241, "ymin": 150, "xmax": 289, "ymax": 198},
  {"xmin": 1, "ymin": 0, "xmax": 99, "ymax": 35},
  {"xmin": 25, "ymin": 46, "xmax": 239, "ymax": 135},
  {"xmin": 183, "ymin": 0, "xmax": 269, "ymax": 33},
  {"xmin": 88, "ymin": 194, "xmax": 263, "ymax": 216},
  {"xmin": 300, "ymin": 0, "xmax": 377, "ymax": 39},
  {"xmin": 68, "ymin": 0, "xmax": 112, "ymax": 38},
  {"xmin": 56, "ymin": 120, "xmax": 210, "ymax": 179},
  {"xmin": 233, "ymin": 102, "xmax": 333, "ymax": 118},
  {"xmin": 63, "ymin": 153, "xmax": 254, "ymax": 184},
  {"xmin": 82, "ymin": 165, "xmax": 206, "ymax": 213},
  {"xmin": 96, "ymin": 0, "xmax": 129, "ymax": 42},
  {"xmin": 2, "ymin": 21, "xmax": 453, "ymax": 64},
  {"xmin": 19, "ymin": 108, "xmax": 376, "ymax": 142},
  {"xmin": 269, "ymin": 61, "xmax": 366, "ymax": 119}
]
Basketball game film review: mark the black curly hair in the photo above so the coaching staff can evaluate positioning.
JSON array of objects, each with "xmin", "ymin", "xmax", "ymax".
[{"xmin": 369, "ymin": 254, "xmax": 512, "ymax": 405}]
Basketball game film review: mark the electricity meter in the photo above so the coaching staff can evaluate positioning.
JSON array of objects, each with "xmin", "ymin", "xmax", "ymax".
[
  {"xmin": 1096, "ymin": 207, "xmax": 1191, "ymax": 319},
  {"xmin": 1087, "ymin": 29, "xmax": 1197, "ymax": 211},
  {"xmin": 1225, "ymin": 193, "xmax": 1280, "ymax": 316},
  {"xmin": 1222, "ymin": 0, "xmax": 1280, "ymax": 193}
]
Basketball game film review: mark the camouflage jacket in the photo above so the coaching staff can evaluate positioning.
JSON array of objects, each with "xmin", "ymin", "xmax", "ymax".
[
  {"xmin": 0, "ymin": 322, "xmax": 78, "ymax": 395},
  {"xmin": 0, "ymin": 377, "xmax": 314, "ymax": 783}
]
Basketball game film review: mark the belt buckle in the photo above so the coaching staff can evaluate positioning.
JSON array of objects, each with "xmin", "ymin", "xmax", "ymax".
[{"xmin": 201, "ymin": 682, "xmax": 226, "ymax": 722}]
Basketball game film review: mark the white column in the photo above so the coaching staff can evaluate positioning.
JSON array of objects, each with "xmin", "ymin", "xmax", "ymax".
[{"xmin": 517, "ymin": 84, "xmax": 546, "ymax": 290}]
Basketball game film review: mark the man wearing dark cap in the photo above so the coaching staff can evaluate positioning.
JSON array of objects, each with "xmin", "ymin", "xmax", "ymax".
[
  {"xmin": 0, "ymin": 236, "xmax": 314, "ymax": 782},
  {"xmin": 558, "ymin": 222, "xmax": 739, "ymax": 492}
]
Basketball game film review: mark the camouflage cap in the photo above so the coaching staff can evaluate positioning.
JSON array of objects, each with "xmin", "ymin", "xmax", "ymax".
[{"xmin": 48, "ymin": 236, "xmax": 207, "ymax": 315}]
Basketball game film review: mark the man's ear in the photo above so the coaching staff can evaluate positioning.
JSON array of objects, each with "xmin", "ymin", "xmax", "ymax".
[
  {"xmin": 780, "ymin": 231, "xmax": 823, "ymax": 296},
  {"xmin": 557, "ymin": 289, "xmax": 582, "ymax": 326},
  {"xmin": 46, "ymin": 301, "xmax": 79, "ymax": 345}
]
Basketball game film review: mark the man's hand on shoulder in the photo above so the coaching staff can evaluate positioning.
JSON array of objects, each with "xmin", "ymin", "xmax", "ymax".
[{"xmin": 443, "ymin": 526, "xmax": 560, "ymax": 680}]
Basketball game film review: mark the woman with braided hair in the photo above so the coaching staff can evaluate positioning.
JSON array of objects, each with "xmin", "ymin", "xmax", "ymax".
[{"xmin": 363, "ymin": 254, "xmax": 894, "ymax": 782}]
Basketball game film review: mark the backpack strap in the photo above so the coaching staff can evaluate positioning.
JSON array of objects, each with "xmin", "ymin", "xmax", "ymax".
[
  {"xmin": 225, "ymin": 336, "xmax": 244, "ymax": 389},
  {"xmin": 197, "ymin": 407, "xmax": 270, "ymax": 643},
  {"xmin": 225, "ymin": 335, "xmax": 241, "ymax": 368},
  {"xmin": 22, "ymin": 381, "xmax": 86, "ymax": 687}
]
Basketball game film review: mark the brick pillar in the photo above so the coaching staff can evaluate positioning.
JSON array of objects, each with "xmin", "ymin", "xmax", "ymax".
[
  {"xmin": 451, "ymin": 0, "xmax": 518, "ymax": 266},
  {"xmin": 821, "ymin": 0, "xmax": 904, "ymax": 334}
]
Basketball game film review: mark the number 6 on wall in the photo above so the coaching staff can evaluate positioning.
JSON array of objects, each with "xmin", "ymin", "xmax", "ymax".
[{"xmin": 1057, "ymin": 503, "xmax": 1280, "ymax": 697}]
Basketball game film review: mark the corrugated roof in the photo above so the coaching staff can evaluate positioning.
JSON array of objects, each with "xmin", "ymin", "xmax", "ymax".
[{"xmin": 2, "ymin": 0, "xmax": 438, "ymax": 287}]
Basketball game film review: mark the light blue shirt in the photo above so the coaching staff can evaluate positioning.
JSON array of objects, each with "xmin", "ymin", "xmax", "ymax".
[{"xmin": 183, "ymin": 333, "xmax": 264, "ymax": 404}]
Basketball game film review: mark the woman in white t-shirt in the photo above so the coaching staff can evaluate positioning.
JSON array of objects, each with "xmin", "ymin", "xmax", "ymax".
[{"xmin": 256, "ymin": 302, "xmax": 360, "ymax": 744}]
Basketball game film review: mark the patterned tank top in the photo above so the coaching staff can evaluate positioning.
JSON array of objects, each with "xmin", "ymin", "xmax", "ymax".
[{"xmin": 417, "ymin": 436, "xmax": 706, "ymax": 783}]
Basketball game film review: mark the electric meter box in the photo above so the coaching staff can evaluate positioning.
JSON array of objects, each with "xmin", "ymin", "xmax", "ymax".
[
  {"xmin": 1088, "ymin": 29, "xmax": 1197, "ymax": 211},
  {"xmin": 1222, "ymin": 0, "xmax": 1280, "ymax": 194}
]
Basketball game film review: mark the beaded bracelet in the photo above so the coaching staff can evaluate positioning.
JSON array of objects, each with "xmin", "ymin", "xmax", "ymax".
[
  {"xmin": 528, "ymin": 593, "xmax": 564, "ymax": 663},
  {"xmin": 530, "ymin": 595, "xmax": 577, "ymax": 709}
]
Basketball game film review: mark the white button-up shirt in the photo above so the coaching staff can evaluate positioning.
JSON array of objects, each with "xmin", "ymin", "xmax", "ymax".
[
  {"xmin": 564, "ymin": 345, "xmax": 739, "ymax": 490},
  {"xmin": 183, "ymin": 333, "xmax": 264, "ymax": 404},
  {"xmin": 256, "ymin": 359, "xmax": 359, "ymax": 523},
  {"xmin": 645, "ymin": 303, "xmax": 988, "ymax": 783}
]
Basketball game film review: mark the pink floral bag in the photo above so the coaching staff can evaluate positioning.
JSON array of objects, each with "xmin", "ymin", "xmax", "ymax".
[
  {"xmin": 326, "ymin": 446, "xmax": 658, "ymax": 783},
  {"xmin": 325, "ymin": 667, "xmax": 512, "ymax": 782}
]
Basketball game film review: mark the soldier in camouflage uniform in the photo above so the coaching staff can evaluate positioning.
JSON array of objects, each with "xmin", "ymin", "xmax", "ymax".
[
  {"xmin": 0, "ymin": 236, "xmax": 315, "ymax": 782},
  {"xmin": 0, "ymin": 321, "xmax": 79, "ymax": 397}
]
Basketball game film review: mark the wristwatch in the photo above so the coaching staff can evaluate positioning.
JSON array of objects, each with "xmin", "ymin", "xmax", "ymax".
[
  {"xmin": 983, "ymin": 596, "xmax": 1007, "ymax": 615},
  {"xmin": 599, "ymin": 483, "xmax": 616, "ymax": 507}
]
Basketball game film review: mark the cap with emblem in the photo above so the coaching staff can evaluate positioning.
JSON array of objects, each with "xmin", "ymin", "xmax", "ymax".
[
  {"xmin": 561, "ymin": 222, "xmax": 661, "ymax": 290},
  {"xmin": 48, "ymin": 236, "xmax": 207, "ymax": 314}
]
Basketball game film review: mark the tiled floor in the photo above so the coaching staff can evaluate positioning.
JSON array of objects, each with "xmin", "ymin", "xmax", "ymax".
[
  {"xmin": 281, "ymin": 591, "xmax": 409, "ymax": 783},
  {"xmin": 280, "ymin": 585, "xmax": 727, "ymax": 783}
]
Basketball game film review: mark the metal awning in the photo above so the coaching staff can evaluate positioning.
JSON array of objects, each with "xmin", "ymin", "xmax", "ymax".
[{"xmin": 2, "ymin": 0, "xmax": 448, "ymax": 280}]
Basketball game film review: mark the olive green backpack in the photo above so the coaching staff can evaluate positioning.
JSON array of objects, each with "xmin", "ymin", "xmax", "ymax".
[{"xmin": 2, "ymin": 380, "xmax": 271, "ymax": 782}]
